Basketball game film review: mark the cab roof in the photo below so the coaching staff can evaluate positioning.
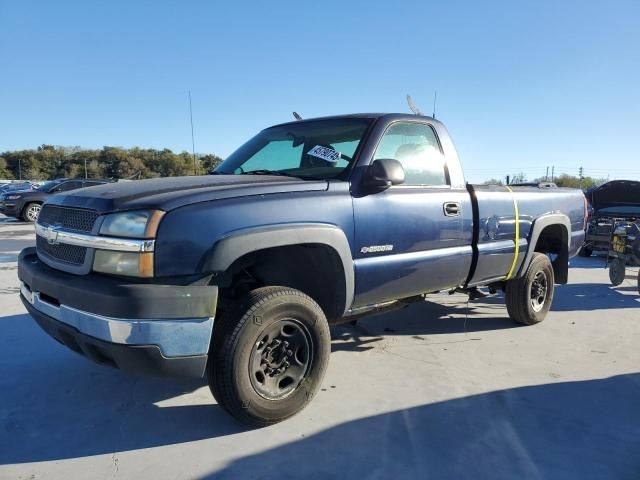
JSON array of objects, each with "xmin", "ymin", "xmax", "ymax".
[{"xmin": 270, "ymin": 113, "xmax": 442, "ymax": 129}]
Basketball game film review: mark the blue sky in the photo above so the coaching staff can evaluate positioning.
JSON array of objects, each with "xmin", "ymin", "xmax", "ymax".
[{"xmin": 1, "ymin": 0, "xmax": 638, "ymax": 183}]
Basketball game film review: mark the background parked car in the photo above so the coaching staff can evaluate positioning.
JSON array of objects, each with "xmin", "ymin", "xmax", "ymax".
[
  {"xmin": 0, "ymin": 178, "xmax": 109, "ymax": 222},
  {"xmin": 0, "ymin": 182, "xmax": 34, "ymax": 194}
]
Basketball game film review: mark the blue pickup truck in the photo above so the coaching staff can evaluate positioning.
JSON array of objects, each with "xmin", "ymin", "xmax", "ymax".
[{"xmin": 18, "ymin": 113, "xmax": 586, "ymax": 426}]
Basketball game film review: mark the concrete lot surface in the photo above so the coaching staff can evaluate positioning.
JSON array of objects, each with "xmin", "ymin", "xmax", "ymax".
[{"xmin": 0, "ymin": 218, "xmax": 638, "ymax": 479}]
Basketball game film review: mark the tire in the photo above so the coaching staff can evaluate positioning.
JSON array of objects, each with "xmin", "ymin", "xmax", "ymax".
[
  {"xmin": 505, "ymin": 253, "xmax": 555, "ymax": 325},
  {"xmin": 631, "ymin": 237, "xmax": 640, "ymax": 265},
  {"xmin": 578, "ymin": 245, "xmax": 592, "ymax": 257},
  {"xmin": 608, "ymin": 258, "xmax": 625, "ymax": 286},
  {"xmin": 207, "ymin": 286, "xmax": 330, "ymax": 427},
  {"xmin": 22, "ymin": 203, "xmax": 41, "ymax": 222}
]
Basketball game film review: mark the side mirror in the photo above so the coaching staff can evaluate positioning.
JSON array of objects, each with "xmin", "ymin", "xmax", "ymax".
[{"xmin": 364, "ymin": 159, "xmax": 405, "ymax": 190}]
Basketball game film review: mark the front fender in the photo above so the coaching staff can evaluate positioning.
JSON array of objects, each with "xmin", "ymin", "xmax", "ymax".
[{"xmin": 201, "ymin": 223, "xmax": 355, "ymax": 315}]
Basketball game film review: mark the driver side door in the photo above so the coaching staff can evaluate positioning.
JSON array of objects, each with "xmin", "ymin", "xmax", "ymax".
[{"xmin": 351, "ymin": 121, "xmax": 472, "ymax": 308}]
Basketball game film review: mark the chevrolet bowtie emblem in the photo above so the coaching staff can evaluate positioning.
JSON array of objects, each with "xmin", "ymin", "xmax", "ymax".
[{"xmin": 46, "ymin": 226, "xmax": 60, "ymax": 245}]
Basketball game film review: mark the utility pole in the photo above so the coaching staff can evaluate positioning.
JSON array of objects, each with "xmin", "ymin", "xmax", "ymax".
[
  {"xmin": 506, "ymin": 175, "xmax": 510, "ymax": 185},
  {"xmin": 545, "ymin": 166, "xmax": 549, "ymax": 181},
  {"xmin": 579, "ymin": 166, "xmax": 584, "ymax": 189},
  {"xmin": 188, "ymin": 90, "xmax": 197, "ymax": 175},
  {"xmin": 84, "ymin": 158, "xmax": 88, "ymax": 179}
]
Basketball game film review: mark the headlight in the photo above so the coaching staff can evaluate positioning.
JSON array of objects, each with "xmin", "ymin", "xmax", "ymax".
[
  {"xmin": 100, "ymin": 210, "xmax": 164, "ymax": 238},
  {"xmin": 93, "ymin": 251, "xmax": 154, "ymax": 278},
  {"xmin": 93, "ymin": 209, "xmax": 164, "ymax": 277},
  {"xmin": 6, "ymin": 195, "xmax": 21, "ymax": 200}
]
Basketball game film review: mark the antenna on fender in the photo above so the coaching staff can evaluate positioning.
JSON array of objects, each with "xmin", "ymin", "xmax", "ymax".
[
  {"xmin": 406, "ymin": 95, "xmax": 423, "ymax": 116},
  {"xmin": 293, "ymin": 112, "xmax": 303, "ymax": 121}
]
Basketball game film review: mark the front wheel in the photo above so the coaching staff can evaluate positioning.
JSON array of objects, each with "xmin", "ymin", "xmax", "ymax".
[
  {"xmin": 22, "ymin": 203, "xmax": 41, "ymax": 222},
  {"xmin": 505, "ymin": 253, "xmax": 555, "ymax": 325},
  {"xmin": 208, "ymin": 286, "xmax": 330, "ymax": 427}
]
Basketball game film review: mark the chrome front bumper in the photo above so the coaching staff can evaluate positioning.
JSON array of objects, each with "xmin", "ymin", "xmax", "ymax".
[{"xmin": 20, "ymin": 281, "xmax": 214, "ymax": 358}]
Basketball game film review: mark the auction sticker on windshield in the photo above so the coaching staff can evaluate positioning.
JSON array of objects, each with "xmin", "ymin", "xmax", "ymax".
[{"xmin": 308, "ymin": 145, "xmax": 341, "ymax": 163}]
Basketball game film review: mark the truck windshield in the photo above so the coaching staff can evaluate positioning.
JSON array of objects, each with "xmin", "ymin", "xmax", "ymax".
[{"xmin": 214, "ymin": 118, "xmax": 372, "ymax": 180}]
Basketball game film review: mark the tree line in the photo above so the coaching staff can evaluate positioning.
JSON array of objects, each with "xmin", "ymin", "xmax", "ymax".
[
  {"xmin": 0, "ymin": 147, "xmax": 614, "ymax": 191},
  {"xmin": 0, "ymin": 145, "xmax": 223, "ymax": 180},
  {"xmin": 482, "ymin": 173, "xmax": 609, "ymax": 190}
]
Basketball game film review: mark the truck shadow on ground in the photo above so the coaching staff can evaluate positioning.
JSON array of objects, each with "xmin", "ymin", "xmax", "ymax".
[
  {"xmin": 0, "ymin": 300, "xmax": 536, "ymax": 465},
  {"xmin": 1, "ymin": 275, "xmax": 638, "ymax": 466},
  {"xmin": 0, "ymin": 218, "xmax": 32, "ymax": 226},
  {"xmin": 0, "ymin": 313, "xmax": 243, "ymax": 465},
  {"xmin": 1, "ymin": 293, "xmax": 528, "ymax": 465},
  {"xmin": 331, "ymin": 299, "xmax": 518, "ymax": 353},
  {"xmin": 333, "ymin": 280, "xmax": 640, "ymax": 352},
  {"xmin": 471, "ymin": 283, "xmax": 639, "ymax": 313},
  {"xmin": 570, "ymin": 254, "xmax": 640, "ymax": 269},
  {"xmin": 203, "ymin": 373, "xmax": 640, "ymax": 479}
]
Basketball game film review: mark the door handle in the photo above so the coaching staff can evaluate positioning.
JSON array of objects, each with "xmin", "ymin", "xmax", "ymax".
[{"xmin": 443, "ymin": 202, "xmax": 461, "ymax": 217}]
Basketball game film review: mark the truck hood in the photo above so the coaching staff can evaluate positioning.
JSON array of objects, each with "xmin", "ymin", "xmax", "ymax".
[
  {"xmin": 45, "ymin": 175, "xmax": 329, "ymax": 214},
  {"xmin": 587, "ymin": 180, "xmax": 640, "ymax": 218}
]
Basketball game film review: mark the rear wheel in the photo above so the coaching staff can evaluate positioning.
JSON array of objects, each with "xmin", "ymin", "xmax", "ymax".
[
  {"xmin": 22, "ymin": 203, "xmax": 41, "ymax": 222},
  {"xmin": 207, "ymin": 286, "xmax": 330, "ymax": 427},
  {"xmin": 506, "ymin": 253, "xmax": 555, "ymax": 325}
]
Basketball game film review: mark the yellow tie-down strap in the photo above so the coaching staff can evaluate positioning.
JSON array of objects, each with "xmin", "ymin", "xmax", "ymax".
[{"xmin": 505, "ymin": 186, "xmax": 520, "ymax": 280}]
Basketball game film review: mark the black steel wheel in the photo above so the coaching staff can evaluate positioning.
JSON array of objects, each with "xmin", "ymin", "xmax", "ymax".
[
  {"xmin": 506, "ymin": 253, "xmax": 555, "ymax": 325},
  {"xmin": 208, "ymin": 286, "xmax": 330, "ymax": 427},
  {"xmin": 609, "ymin": 258, "xmax": 625, "ymax": 286},
  {"xmin": 249, "ymin": 319, "xmax": 313, "ymax": 400},
  {"xmin": 530, "ymin": 270, "xmax": 549, "ymax": 313}
]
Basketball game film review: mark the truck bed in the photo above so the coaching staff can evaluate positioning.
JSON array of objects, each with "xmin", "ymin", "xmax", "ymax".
[{"xmin": 467, "ymin": 184, "xmax": 586, "ymax": 286}]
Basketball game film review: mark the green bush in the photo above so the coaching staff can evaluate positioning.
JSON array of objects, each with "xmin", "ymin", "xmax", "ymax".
[{"xmin": 0, "ymin": 145, "xmax": 223, "ymax": 180}]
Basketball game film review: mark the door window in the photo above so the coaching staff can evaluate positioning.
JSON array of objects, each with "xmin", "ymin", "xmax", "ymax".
[
  {"xmin": 374, "ymin": 122, "xmax": 447, "ymax": 186},
  {"xmin": 54, "ymin": 181, "xmax": 83, "ymax": 192}
]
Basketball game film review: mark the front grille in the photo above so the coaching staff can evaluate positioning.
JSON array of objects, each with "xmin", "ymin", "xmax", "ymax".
[
  {"xmin": 38, "ymin": 205, "xmax": 99, "ymax": 233},
  {"xmin": 37, "ymin": 235, "xmax": 87, "ymax": 265}
]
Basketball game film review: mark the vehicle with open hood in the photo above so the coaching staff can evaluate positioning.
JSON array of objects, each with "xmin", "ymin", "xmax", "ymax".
[{"xmin": 581, "ymin": 180, "xmax": 640, "ymax": 257}]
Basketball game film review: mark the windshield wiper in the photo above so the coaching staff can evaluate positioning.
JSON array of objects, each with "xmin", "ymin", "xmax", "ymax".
[
  {"xmin": 241, "ymin": 169, "xmax": 323, "ymax": 180},
  {"xmin": 241, "ymin": 169, "xmax": 297, "ymax": 177}
]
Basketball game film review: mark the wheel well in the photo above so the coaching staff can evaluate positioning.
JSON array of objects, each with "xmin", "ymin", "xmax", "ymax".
[
  {"xmin": 215, "ymin": 244, "xmax": 347, "ymax": 322},
  {"xmin": 534, "ymin": 224, "xmax": 569, "ymax": 283}
]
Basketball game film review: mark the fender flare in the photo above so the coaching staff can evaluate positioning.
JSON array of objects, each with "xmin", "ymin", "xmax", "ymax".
[
  {"xmin": 517, "ymin": 213, "xmax": 571, "ymax": 281},
  {"xmin": 202, "ymin": 223, "xmax": 354, "ymax": 315}
]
